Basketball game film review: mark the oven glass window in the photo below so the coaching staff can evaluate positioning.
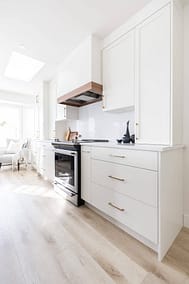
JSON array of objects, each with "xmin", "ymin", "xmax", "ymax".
[{"xmin": 55, "ymin": 153, "xmax": 75, "ymax": 187}]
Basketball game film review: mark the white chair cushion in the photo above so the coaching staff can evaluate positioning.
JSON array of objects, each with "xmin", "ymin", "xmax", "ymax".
[
  {"xmin": 0, "ymin": 153, "xmax": 14, "ymax": 164},
  {"xmin": 6, "ymin": 140, "xmax": 21, "ymax": 154}
]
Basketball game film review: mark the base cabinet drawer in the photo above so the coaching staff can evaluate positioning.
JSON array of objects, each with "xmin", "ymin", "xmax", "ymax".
[
  {"xmin": 91, "ymin": 147, "xmax": 157, "ymax": 171},
  {"xmin": 91, "ymin": 184, "xmax": 158, "ymax": 244},
  {"xmin": 91, "ymin": 159, "xmax": 157, "ymax": 207}
]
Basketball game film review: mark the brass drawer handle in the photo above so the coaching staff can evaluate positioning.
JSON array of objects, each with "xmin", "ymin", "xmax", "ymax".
[
  {"xmin": 108, "ymin": 202, "xmax": 125, "ymax": 212},
  {"xmin": 110, "ymin": 154, "xmax": 126, "ymax": 159},
  {"xmin": 108, "ymin": 175, "xmax": 125, "ymax": 182}
]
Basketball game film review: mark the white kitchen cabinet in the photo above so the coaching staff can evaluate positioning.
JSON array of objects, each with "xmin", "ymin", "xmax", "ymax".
[
  {"xmin": 102, "ymin": 30, "xmax": 135, "ymax": 111},
  {"xmin": 56, "ymin": 104, "xmax": 66, "ymax": 121},
  {"xmin": 35, "ymin": 82, "xmax": 49, "ymax": 140},
  {"xmin": 91, "ymin": 159, "xmax": 157, "ymax": 207},
  {"xmin": 135, "ymin": 5, "xmax": 171, "ymax": 145},
  {"xmin": 32, "ymin": 141, "xmax": 55, "ymax": 182},
  {"xmin": 49, "ymin": 80, "xmax": 57, "ymax": 139},
  {"xmin": 56, "ymin": 104, "xmax": 78, "ymax": 121},
  {"xmin": 43, "ymin": 147, "xmax": 55, "ymax": 182},
  {"xmin": 102, "ymin": 0, "xmax": 183, "ymax": 145},
  {"xmin": 91, "ymin": 183, "xmax": 158, "ymax": 243},
  {"xmin": 134, "ymin": 3, "xmax": 183, "ymax": 145},
  {"xmin": 81, "ymin": 146, "xmax": 91, "ymax": 202},
  {"xmin": 81, "ymin": 144, "xmax": 183, "ymax": 261}
]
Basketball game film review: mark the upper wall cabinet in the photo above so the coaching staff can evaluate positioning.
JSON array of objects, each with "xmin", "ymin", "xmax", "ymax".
[
  {"xmin": 135, "ymin": 2, "xmax": 183, "ymax": 145},
  {"xmin": 102, "ymin": 0, "xmax": 183, "ymax": 145},
  {"xmin": 49, "ymin": 79, "xmax": 57, "ymax": 139},
  {"xmin": 102, "ymin": 30, "xmax": 135, "ymax": 111},
  {"xmin": 135, "ymin": 5, "xmax": 171, "ymax": 145}
]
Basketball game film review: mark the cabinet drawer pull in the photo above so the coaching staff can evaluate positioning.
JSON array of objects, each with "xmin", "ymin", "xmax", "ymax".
[
  {"xmin": 108, "ymin": 202, "xmax": 125, "ymax": 212},
  {"xmin": 110, "ymin": 154, "xmax": 126, "ymax": 159},
  {"xmin": 82, "ymin": 150, "xmax": 91, "ymax": 153},
  {"xmin": 108, "ymin": 175, "xmax": 125, "ymax": 182}
]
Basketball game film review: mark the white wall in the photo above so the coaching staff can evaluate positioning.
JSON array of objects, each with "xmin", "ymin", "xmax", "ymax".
[
  {"xmin": 0, "ymin": 89, "xmax": 35, "ymax": 105},
  {"xmin": 183, "ymin": 3, "xmax": 189, "ymax": 227},
  {"xmin": 65, "ymin": 102, "xmax": 134, "ymax": 141}
]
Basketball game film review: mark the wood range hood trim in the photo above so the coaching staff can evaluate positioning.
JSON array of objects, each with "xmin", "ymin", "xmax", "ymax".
[{"xmin": 57, "ymin": 81, "xmax": 103, "ymax": 107}]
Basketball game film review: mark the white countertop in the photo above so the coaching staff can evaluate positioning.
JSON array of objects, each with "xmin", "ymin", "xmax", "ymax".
[
  {"xmin": 80, "ymin": 142, "xmax": 184, "ymax": 152},
  {"xmin": 33, "ymin": 139, "xmax": 184, "ymax": 152}
]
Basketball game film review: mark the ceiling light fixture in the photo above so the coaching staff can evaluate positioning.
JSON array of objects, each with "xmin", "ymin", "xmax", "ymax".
[{"xmin": 4, "ymin": 52, "xmax": 45, "ymax": 82}]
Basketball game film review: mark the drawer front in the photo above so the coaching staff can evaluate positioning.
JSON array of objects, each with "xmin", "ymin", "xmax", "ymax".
[
  {"xmin": 91, "ymin": 159, "xmax": 157, "ymax": 207},
  {"xmin": 91, "ymin": 184, "xmax": 157, "ymax": 244},
  {"xmin": 91, "ymin": 147, "xmax": 157, "ymax": 171}
]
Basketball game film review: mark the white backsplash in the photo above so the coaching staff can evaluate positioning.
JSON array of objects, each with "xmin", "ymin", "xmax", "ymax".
[{"xmin": 65, "ymin": 102, "xmax": 134, "ymax": 141}]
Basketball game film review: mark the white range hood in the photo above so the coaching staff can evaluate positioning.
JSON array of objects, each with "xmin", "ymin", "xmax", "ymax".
[{"xmin": 57, "ymin": 35, "xmax": 102, "ymax": 107}]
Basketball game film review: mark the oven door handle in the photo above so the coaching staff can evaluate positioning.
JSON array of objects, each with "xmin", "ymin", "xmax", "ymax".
[
  {"xmin": 55, "ymin": 149, "xmax": 78, "ymax": 156},
  {"xmin": 54, "ymin": 182, "xmax": 76, "ymax": 197}
]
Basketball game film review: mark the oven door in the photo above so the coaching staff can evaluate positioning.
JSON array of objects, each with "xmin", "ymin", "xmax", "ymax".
[{"xmin": 54, "ymin": 149, "xmax": 78, "ymax": 193}]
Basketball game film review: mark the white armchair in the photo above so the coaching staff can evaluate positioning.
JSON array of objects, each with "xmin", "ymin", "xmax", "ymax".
[{"xmin": 0, "ymin": 139, "xmax": 27, "ymax": 170}]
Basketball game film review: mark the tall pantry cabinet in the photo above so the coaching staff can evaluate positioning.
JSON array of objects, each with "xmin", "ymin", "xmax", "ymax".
[{"xmin": 102, "ymin": 0, "xmax": 183, "ymax": 146}]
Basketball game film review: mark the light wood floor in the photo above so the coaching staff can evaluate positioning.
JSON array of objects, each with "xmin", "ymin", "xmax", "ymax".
[{"xmin": 0, "ymin": 168, "xmax": 189, "ymax": 284}]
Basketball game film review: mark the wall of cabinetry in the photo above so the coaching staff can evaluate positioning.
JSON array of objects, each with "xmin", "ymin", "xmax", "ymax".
[
  {"xmin": 102, "ymin": 0, "xmax": 183, "ymax": 146},
  {"xmin": 81, "ymin": 144, "xmax": 183, "ymax": 260}
]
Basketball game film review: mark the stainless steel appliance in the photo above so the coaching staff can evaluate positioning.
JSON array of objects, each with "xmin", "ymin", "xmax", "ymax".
[
  {"xmin": 52, "ymin": 139, "xmax": 109, "ymax": 206},
  {"xmin": 53, "ymin": 143, "xmax": 83, "ymax": 206}
]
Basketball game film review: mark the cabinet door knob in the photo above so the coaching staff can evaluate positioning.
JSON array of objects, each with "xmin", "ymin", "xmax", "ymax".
[{"xmin": 108, "ymin": 202, "xmax": 125, "ymax": 212}]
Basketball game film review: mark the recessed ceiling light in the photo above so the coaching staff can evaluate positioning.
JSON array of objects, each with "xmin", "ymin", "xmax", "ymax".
[{"xmin": 4, "ymin": 52, "xmax": 45, "ymax": 82}]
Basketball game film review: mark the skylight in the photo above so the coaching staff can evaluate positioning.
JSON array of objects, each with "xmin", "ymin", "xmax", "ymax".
[{"xmin": 4, "ymin": 52, "xmax": 45, "ymax": 82}]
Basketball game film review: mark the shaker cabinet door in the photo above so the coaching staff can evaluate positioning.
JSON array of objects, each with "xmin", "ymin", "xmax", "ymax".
[
  {"xmin": 102, "ymin": 30, "xmax": 135, "ymax": 111},
  {"xmin": 135, "ymin": 5, "xmax": 171, "ymax": 145}
]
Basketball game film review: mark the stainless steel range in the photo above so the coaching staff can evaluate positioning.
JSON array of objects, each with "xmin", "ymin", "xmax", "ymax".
[{"xmin": 52, "ymin": 139, "xmax": 109, "ymax": 206}]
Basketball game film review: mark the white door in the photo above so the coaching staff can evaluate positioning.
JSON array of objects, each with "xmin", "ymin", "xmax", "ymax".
[
  {"xmin": 135, "ymin": 4, "xmax": 171, "ymax": 145},
  {"xmin": 102, "ymin": 30, "xmax": 135, "ymax": 111}
]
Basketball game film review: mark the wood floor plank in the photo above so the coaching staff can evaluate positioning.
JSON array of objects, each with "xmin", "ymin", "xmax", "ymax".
[{"xmin": 0, "ymin": 169, "xmax": 189, "ymax": 284}]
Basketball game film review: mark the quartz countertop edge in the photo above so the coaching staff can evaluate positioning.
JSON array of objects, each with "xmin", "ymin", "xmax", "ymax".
[
  {"xmin": 80, "ymin": 142, "xmax": 184, "ymax": 152},
  {"xmin": 34, "ymin": 139, "xmax": 184, "ymax": 152}
]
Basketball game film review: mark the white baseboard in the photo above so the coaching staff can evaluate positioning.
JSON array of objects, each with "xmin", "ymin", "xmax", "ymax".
[{"xmin": 184, "ymin": 214, "xmax": 189, "ymax": 228}]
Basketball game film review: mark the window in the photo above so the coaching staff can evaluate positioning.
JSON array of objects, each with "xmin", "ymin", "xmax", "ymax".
[{"xmin": 0, "ymin": 103, "xmax": 35, "ymax": 147}]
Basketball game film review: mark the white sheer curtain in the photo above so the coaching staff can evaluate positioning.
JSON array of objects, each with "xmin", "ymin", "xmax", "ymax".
[
  {"xmin": 0, "ymin": 104, "xmax": 20, "ymax": 147},
  {"xmin": 0, "ymin": 103, "xmax": 35, "ymax": 147}
]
